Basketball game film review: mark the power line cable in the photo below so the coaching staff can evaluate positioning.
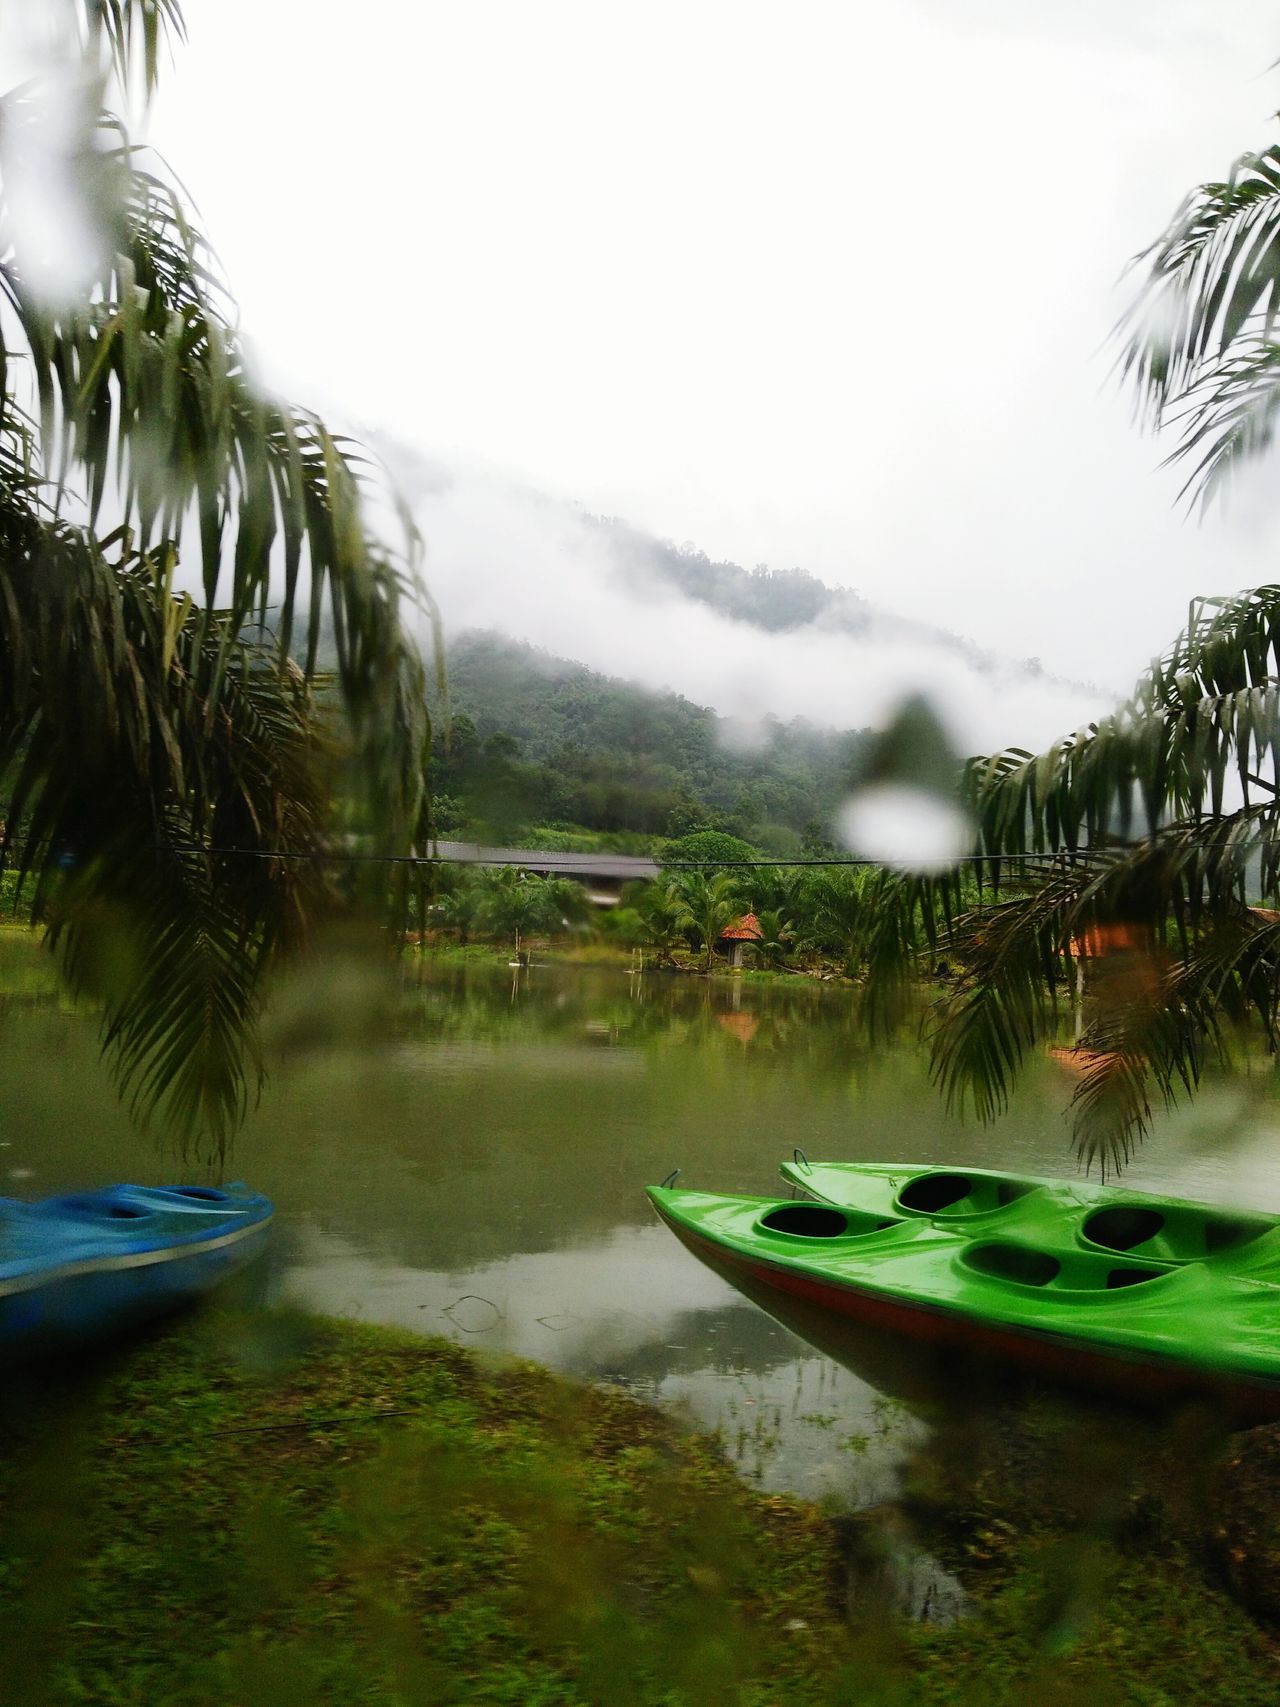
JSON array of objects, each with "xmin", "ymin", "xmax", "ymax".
[{"xmin": 78, "ymin": 844, "xmax": 1112, "ymax": 870}]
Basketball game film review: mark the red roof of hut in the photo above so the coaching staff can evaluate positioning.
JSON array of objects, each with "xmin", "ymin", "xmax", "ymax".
[
  {"xmin": 1070, "ymin": 922, "xmax": 1142, "ymax": 959},
  {"xmin": 719, "ymin": 912, "xmax": 764, "ymax": 942}
]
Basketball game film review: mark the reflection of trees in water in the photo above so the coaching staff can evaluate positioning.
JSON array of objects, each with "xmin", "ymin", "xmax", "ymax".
[
  {"xmin": 402, "ymin": 960, "xmax": 879, "ymax": 1078},
  {"xmin": 577, "ymin": 1301, "xmax": 805, "ymax": 1385}
]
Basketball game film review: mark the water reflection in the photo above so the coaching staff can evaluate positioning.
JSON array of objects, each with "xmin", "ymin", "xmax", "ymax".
[{"xmin": 4, "ymin": 944, "xmax": 1280, "ymax": 1510}]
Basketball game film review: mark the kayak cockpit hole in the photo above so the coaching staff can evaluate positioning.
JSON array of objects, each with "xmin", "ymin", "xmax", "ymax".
[
  {"xmin": 962, "ymin": 1243, "xmax": 1060, "ymax": 1287},
  {"xmin": 52, "ymin": 1193, "xmax": 154, "ymax": 1220},
  {"xmin": 1082, "ymin": 1207, "xmax": 1165, "ymax": 1253},
  {"xmin": 1083, "ymin": 1204, "xmax": 1269, "ymax": 1258},
  {"xmin": 1106, "ymin": 1266, "xmax": 1165, "ymax": 1289},
  {"xmin": 1203, "ymin": 1216, "xmax": 1269, "ymax": 1254},
  {"xmin": 898, "ymin": 1173, "xmax": 972, "ymax": 1213},
  {"xmin": 758, "ymin": 1204, "xmax": 850, "ymax": 1238}
]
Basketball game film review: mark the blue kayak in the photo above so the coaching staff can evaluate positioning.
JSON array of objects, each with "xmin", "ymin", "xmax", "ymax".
[{"xmin": 0, "ymin": 1182, "xmax": 274, "ymax": 1357}]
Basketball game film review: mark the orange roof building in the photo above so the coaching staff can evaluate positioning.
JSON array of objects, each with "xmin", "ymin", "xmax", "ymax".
[
  {"xmin": 1070, "ymin": 922, "xmax": 1142, "ymax": 959},
  {"xmin": 717, "ymin": 912, "xmax": 764, "ymax": 968}
]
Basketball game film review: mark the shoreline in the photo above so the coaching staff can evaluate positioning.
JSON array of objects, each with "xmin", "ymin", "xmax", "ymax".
[{"xmin": 415, "ymin": 937, "xmax": 860, "ymax": 984}]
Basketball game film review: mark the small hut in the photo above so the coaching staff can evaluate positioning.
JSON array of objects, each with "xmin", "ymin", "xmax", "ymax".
[{"xmin": 717, "ymin": 912, "xmax": 764, "ymax": 969}]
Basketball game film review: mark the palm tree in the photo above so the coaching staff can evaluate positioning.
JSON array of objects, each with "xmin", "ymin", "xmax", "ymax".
[
  {"xmin": 792, "ymin": 867, "xmax": 870, "ymax": 977},
  {"xmin": 671, "ymin": 871, "xmax": 745, "ymax": 973},
  {"xmin": 430, "ymin": 868, "xmax": 484, "ymax": 946},
  {"xmin": 628, "ymin": 878, "xmax": 687, "ymax": 965},
  {"xmin": 751, "ymin": 906, "xmax": 795, "ymax": 968},
  {"xmin": 0, "ymin": 4, "xmax": 433, "ymax": 1157},
  {"xmin": 474, "ymin": 868, "xmax": 587, "ymax": 962},
  {"xmin": 856, "ymin": 118, "xmax": 1280, "ymax": 1171}
]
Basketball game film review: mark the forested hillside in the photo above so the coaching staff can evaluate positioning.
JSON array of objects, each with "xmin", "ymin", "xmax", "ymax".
[{"xmin": 431, "ymin": 633, "xmax": 869, "ymax": 847}]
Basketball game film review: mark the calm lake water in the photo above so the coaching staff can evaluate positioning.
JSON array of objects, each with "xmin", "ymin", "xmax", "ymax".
[{"xmin": 5, "ymin": 936, "xmax": 1280, "ymax": 1517}]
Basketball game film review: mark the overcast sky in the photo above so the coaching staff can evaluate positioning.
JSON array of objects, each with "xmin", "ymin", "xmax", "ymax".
[{"xmin": 137, "ymin": 3, "xmax": 1280, "ymax": 743}]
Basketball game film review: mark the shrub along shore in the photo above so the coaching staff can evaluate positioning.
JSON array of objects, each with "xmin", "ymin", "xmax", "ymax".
[{"xmin": 1, "ymin": 1306, "xmax": 1277, "ymax": 1706}]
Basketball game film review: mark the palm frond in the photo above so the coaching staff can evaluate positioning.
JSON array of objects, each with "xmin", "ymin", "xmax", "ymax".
[
  {"xmin": 0, "ymin": 442, "xmax": 337, "ymax": 1156},
  {"xmin": 856, "ymin": 869, "xmax": 943, "ymax": 1039},
  {"xmin": 925, "ymin": 868, "xmax": 1077, "ymax": 1125},
  {"xmin": 78, "ymin": 1, "xmax": 187, "ymax": 102},
  {"xmin": 1120, "ymin": 146, "xmax": 1280, "ymax": 411},
  {"xmin": 1119, "ymin": 143, "xmax": 1280, "ymax": 505},
  {"xmin": 0, "ymin": 0, "xmax": 437, "ymax": 1158},
  {"xmin": 963, "ymin": 587, "xmax": 1280, "ymax": 870}
]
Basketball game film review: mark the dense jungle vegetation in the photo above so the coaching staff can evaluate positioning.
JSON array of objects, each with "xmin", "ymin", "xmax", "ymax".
[{"xmin": 430, "ymin": 632, "xmax": 869, "ymax": 847}]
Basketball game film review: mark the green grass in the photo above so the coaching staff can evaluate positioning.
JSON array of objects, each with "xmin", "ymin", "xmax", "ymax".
[
  {"xmin": 1, "ymin": 1307, "xmax": 1277, "ymax": 1705},
  {"xmin": 0, "ymin": 923, "xmax": 59, "ymax": 1000},
  {"xmin": 411, "ymin": 940, "xmax": 515, "ymax": 964},
  {"xmin": 0, "ymin": 866, "xmax": 32, "ymax": 923}
]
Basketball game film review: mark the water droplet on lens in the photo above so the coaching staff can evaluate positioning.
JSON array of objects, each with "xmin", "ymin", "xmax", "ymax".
[{"xmin": 837, "ymin": 784, "xmax": 970, "ymax": 873}]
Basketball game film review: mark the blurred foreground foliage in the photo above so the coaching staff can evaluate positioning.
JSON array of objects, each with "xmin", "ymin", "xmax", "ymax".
[
  {"xmin": 845, "ymin": 109, "xmax": 1280, "ymax": 1171},
  {"xmin": 0, "ymin": 1, "xmax": 433, "ymax": 1158},
  {"xmin": 0, "ymin": 1307, "xmax": 1276, "ymax": 1706}
]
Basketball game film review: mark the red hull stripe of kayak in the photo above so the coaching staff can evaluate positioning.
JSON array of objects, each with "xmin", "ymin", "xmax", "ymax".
[{"xmin": 663, "ymin": 1214, "xmax": 1280, "ymax": 1422}]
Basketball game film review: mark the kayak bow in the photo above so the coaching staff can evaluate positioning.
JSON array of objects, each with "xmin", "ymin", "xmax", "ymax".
[{"xmin": 0, "ymin": 1182, "xmax": 274, "ymax": 1358}]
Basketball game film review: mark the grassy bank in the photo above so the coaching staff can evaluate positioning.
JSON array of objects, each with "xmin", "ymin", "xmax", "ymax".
[
  {"xmin": 0, "ymin": 922, "xmax": 60, "ymax": 1001},
  {"xmin": 0, "ymin": 868, "xmax": 32, "ymax": 922},
  {"xmin": 2, "ymin": 1307, "xmax": 1277, "ymax": 1706}
]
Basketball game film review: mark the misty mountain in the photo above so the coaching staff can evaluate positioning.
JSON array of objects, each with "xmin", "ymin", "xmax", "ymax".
[
  {"xmin": 432, "ymin": 632, "xmax": 870, "ymax": 847},
  {"xmin": 384, "ymin": 442, "xmax": 1112, "ymax": 750},
  {"xmin": 588, "ymin": 512, "xmax": 1097, "ymax": 693}
]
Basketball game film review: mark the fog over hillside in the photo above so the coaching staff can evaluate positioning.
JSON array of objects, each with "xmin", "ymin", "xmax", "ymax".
[{"xmin": 386, "ymin": 444, "xmax": 1115, "ymax": 756}]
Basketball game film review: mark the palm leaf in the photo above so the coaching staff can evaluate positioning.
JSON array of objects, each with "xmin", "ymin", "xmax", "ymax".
[
  {"xmin": 1119, "ymin": 143, "xmax": 1280, "ymax": 505},
  {"xmin": 0, "ymin": 0, "xmax": 440, "ymax": 1158}
]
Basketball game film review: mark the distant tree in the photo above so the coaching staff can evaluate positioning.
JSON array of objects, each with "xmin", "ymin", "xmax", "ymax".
[
  {"xmin": 800, "ymin": 821, "xmax": 840, "ymax": 860},
  {"xmin": 751, "ymin": 906, "xmax": 795, "ymax": 968},
  {"xmin": 437, "ymin": 633, "xmax": 866, "ymax": 845},
  {"xmin": 428, "ymin": 794, "xmax": 468, "ymax": 835},
  {"xmin": 631, "ymin": 879, "xmax": 687, "ymax": 964},
  {"xmin": 474, "ymin": 868, "xmax": 588, "ymax": 962},
  {"xmin": 598, "ymin": 904, "xmax": 645, "ymax": 949},
  {"xmin": 753, "ymin": 821, "xmax": 804, "ymax": 859},
  {"xmin": 427, "ymin": 866, "xmax": 484, "ymax": 945},
  {"xmin": 793, "ymin": 869, "xmax": 869, "ymax": 976},
  {"xmin": 735, "ymin": 787, "xmax": 765, "ymax": 830},
  {"xmin": 662, "ymin": 830, "xmax": 761, "ymax": 870},
  {"xmin": 617, "ymin": 887, "xmax": 686, "ymax": 969},
  {"xmin": 671, "ymin": 871, "xmax": 746, "ymax": 972},
  {"xmin": 663, "ymin": 800, "xmax": 705, "ymax": 840},
  {"xmin": 445, "ymin": 713, "xmax": 480, "ymax": 764}
]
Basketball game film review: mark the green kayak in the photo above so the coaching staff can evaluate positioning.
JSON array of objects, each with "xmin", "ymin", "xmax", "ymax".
[{"xmin": 647, "ymin": 1164, "xmax": 1280, "ymax": 1419}]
